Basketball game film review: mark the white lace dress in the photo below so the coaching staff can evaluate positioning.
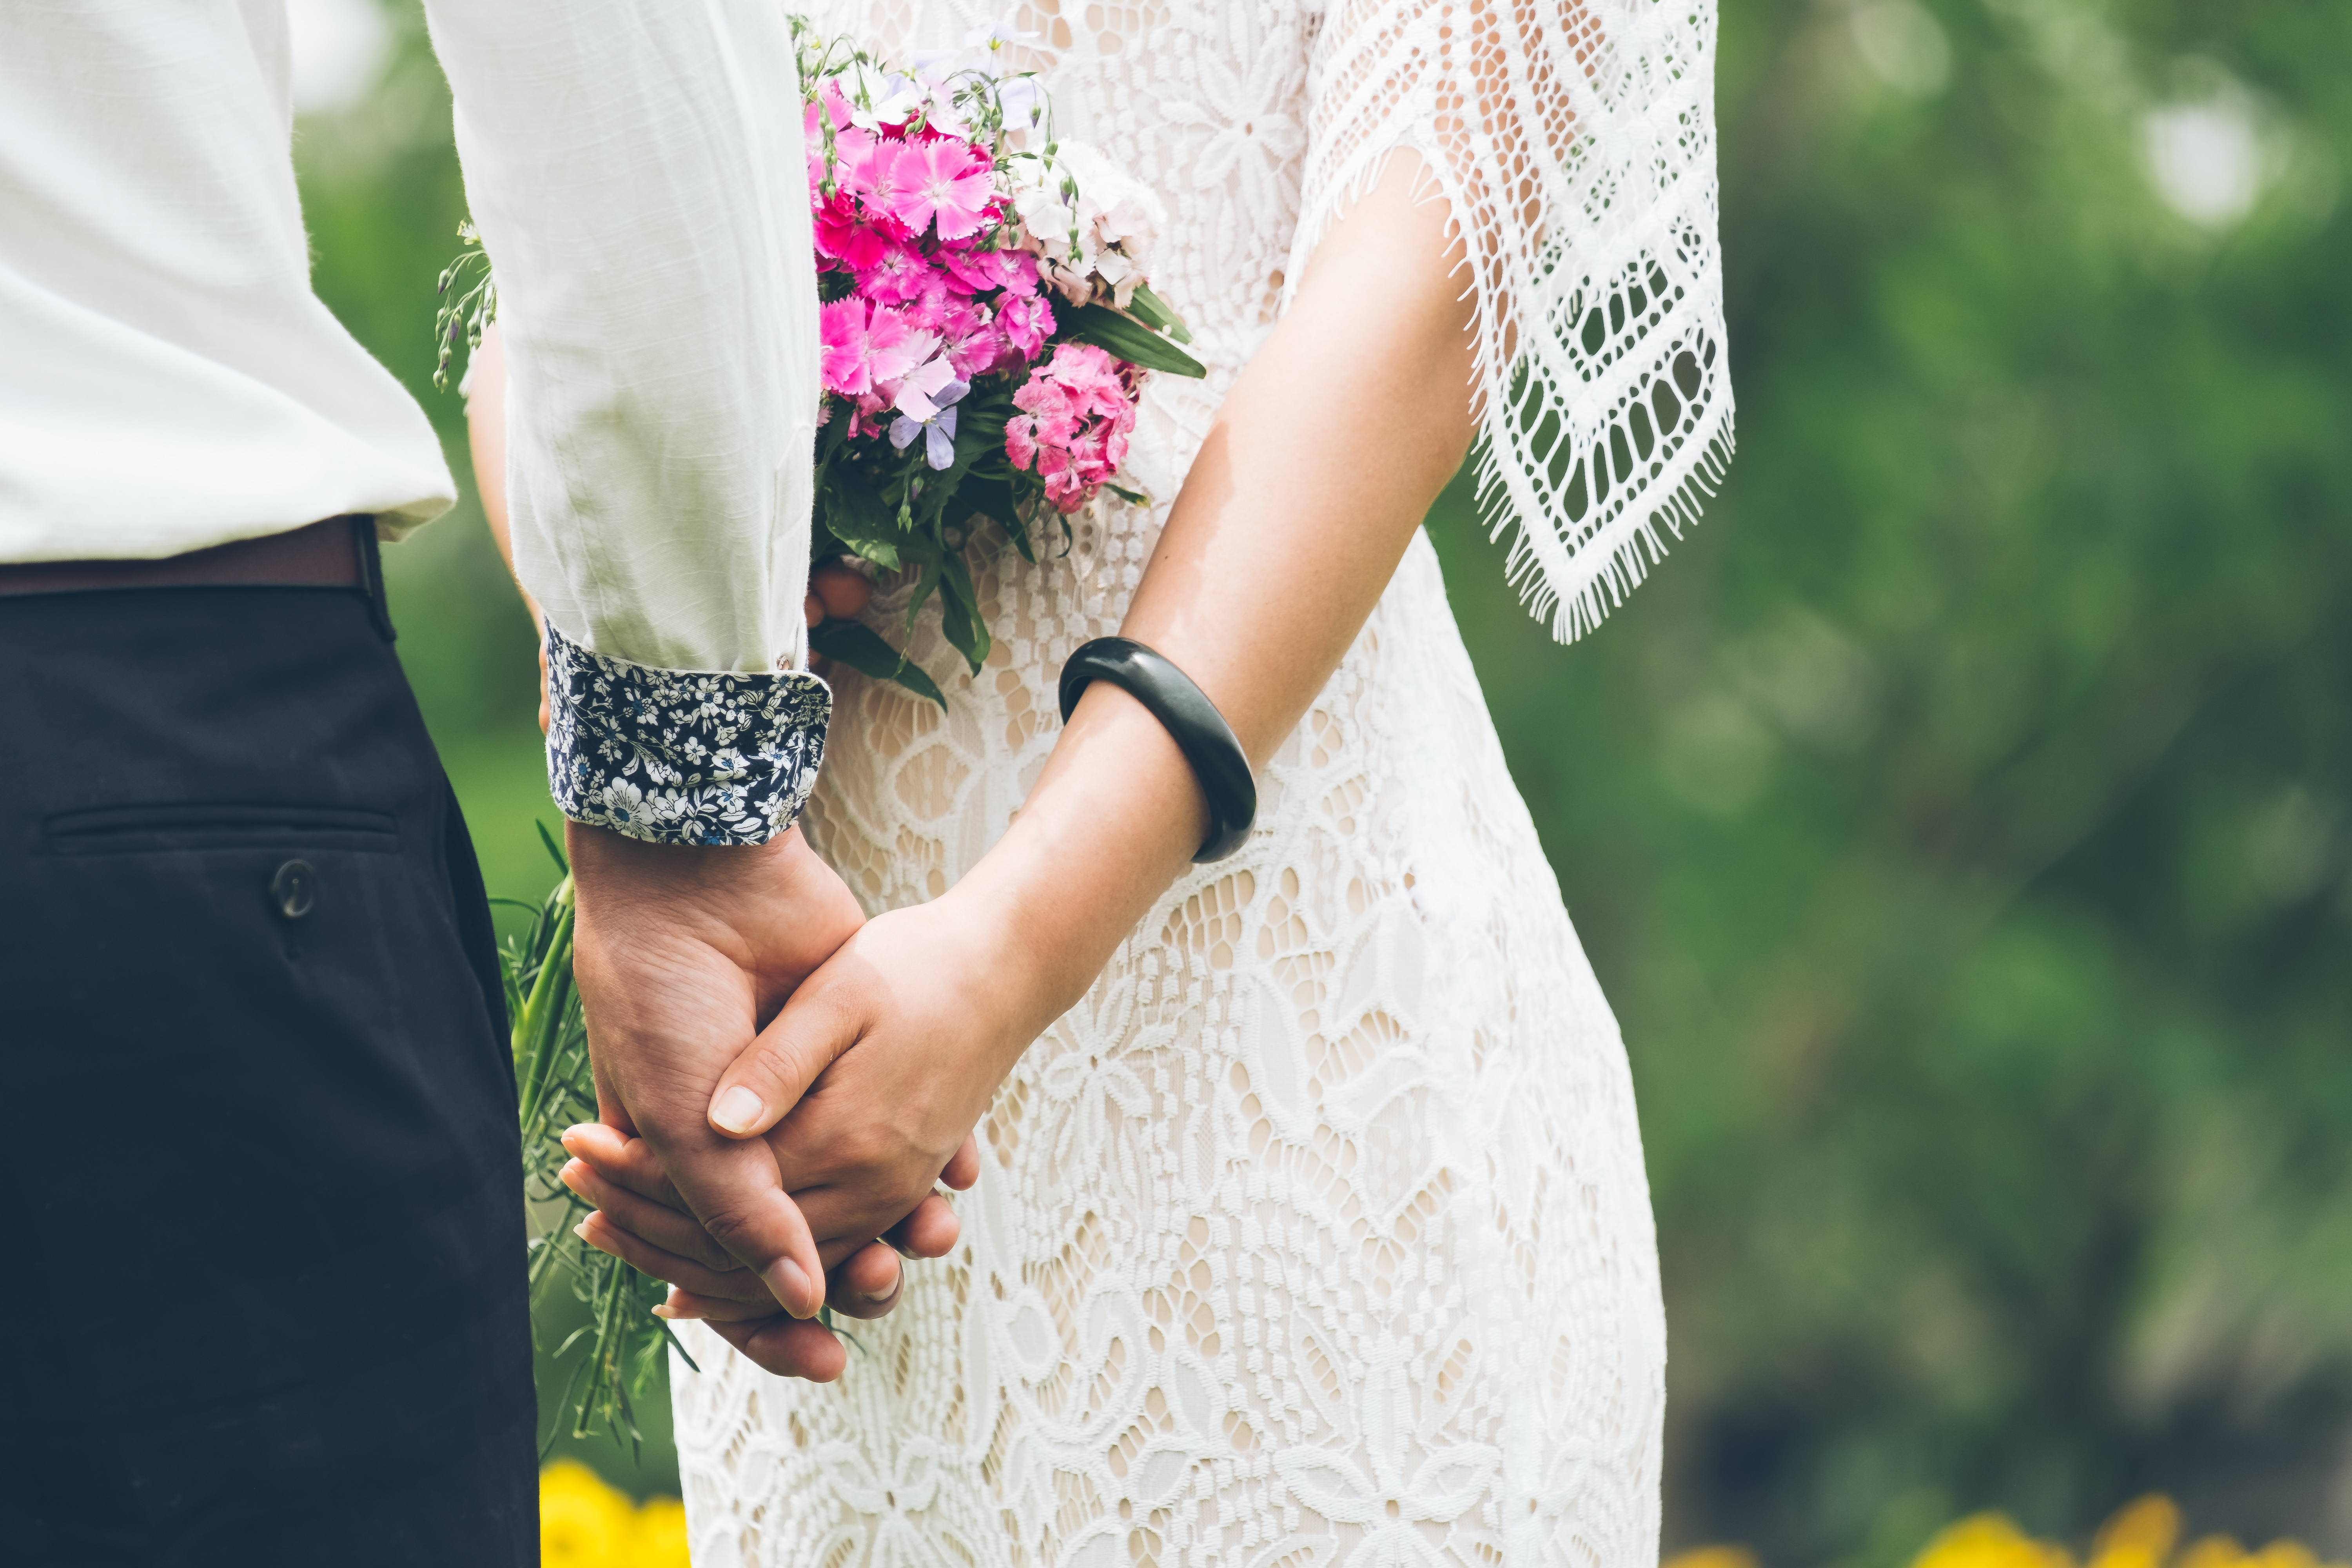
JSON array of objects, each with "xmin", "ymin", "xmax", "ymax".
[{"xmin": 671, "ymin": 2, "xmax": 1732, "ymax": 1563}]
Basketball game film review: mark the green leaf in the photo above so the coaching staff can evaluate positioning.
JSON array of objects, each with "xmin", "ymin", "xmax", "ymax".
[
  {"xmin": 1062, "ymin": 304, "xmax": 1209, "ymax": 377},
  {"xmin": 818, "ymin": 477, "xmax": 904, "ymax": 572},
  {"xmin": 810, "ymin": 617, "xmax": 946, "ymax": 708},
  {"xmin": 1127, "ymin": 281, "xmax": 1195, "ymax": 344},
  {"xmin": 936, "ymin": 550, "xmax": 991, "ymax": 673},
  {"xmin": 534, "ymin": 819, "xmax": 568, "ymax": 874}
]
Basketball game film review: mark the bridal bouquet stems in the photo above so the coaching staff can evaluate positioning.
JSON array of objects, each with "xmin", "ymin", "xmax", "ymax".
[
  {"xmin": 497, "ymin": 826, "xmax": 687, "ymax": 1453},
  {"xmin": 436, "ymin": 18, "xmax": 1204, "ymax": 706}
]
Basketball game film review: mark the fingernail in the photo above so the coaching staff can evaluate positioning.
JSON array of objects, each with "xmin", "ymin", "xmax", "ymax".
[
  {"xmin": 860, "ymin": 1284, "xmax": 899, "ymax": 1304},
  {"xmin": 651, "ymin": 1304, "xmax": 677, "ymax": 1319},
  {"xmin": 573, "ymin": 1221, "xmax": 591, "ymax": 1243},
  {"xmin": 773, "ymin": 1258, "xmax": 815, "ymax": 1318},
  {"xmin": 711, "ymin": 1086, "xmax": 766, "ymax": 1136}
]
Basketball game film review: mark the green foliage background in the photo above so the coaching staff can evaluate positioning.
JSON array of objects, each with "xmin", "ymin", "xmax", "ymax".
[{"xmin": 294, "ymin": 1, "xmax": 2351, "ymax": 1556}]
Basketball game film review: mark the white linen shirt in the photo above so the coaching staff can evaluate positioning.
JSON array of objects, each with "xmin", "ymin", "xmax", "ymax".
[{"xmin": 2, "ymin": 0, "xmax": 829, "ymax": 846}]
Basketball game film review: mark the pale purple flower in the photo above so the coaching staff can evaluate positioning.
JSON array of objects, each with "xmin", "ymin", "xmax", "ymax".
[{"xmin": 891, "ymin": 356, "xmax": 971, "ymax": 469}]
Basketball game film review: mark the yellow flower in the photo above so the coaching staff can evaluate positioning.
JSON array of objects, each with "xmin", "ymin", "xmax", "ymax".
[
  {"xmin": 2092, "ymin": 1495, "xmax": 2184, "ymax": 1568},
  {"xmin": 537, "ymin": 1461, "xmax": 695, "ymax": 1568},
  {"xmin": 1664, "ymin": 1546, "xmax": 1762, "ymax": 1568},
  {"xmin": 2178, "ymin": 1536, "xmax": 2249, "ymax": 1568},
  {"xmin": 2250, "ymin": 1542, "xmax": 2322, "ymax": 1568},
  {"xmin": 1912, "ymin": 1512, "xmax": 2075, "ymax": 1568},
  {"xmin": 632, "ymin": 1495, "xmax": 693, "ymax": 1567},
  {"xmin": 540, "ymin": 1459, "xmax": 632, "ymax": 1568}
]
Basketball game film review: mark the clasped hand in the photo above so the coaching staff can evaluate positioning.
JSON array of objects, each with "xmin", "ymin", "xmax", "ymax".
[{"xmin": 564, "ymin": 827, "xmax": 1029, "ymax": 1381}]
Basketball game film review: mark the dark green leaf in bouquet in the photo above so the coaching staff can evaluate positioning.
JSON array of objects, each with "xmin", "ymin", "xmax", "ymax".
[
  {"xmin": 810, "ymin": 617, "xmax": 946, "ymax": 708},
  {"xmin": 897, "ymin": 530, "xmax": 944, "ymax": 624},
  {"xmin": 1062, "ymin": 303, "xmax": 1208, "ymax": 377},
  {"xmin": 819, "ymin": 469, "xmax": 904, "ymax": 573},
  {"xmin": 955, "ymin": 381, "xmax": 1014, "ymax": 450},
  {"xmin": 949, "ymin": 473, "xmax": 1031, "ymax": 563},
  {"xmin": 936, "ymin": 548, "xmax": 990, "ymax": 674}
]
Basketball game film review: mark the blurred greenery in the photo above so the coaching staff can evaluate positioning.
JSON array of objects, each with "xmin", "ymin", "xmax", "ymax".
[{"xmin": 293, "ymin": 0, "xmax": 2350, "ymax": 1552}]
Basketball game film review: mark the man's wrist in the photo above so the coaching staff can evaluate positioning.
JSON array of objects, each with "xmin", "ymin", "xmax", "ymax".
[{"xmin": 544, "ymin": 622, "xmax": 831, "ymax": 847}]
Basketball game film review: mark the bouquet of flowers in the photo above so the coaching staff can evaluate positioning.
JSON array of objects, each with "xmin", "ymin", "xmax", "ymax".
[
  {"xmin": 432, "ymin": 20, "xmax": 1201, "ymax": 1447},
  {"xmin": 793, "ymin": 20, "xmax": 1205, "ymax": 700}
]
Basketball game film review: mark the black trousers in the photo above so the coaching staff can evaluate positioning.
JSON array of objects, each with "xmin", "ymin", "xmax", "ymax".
[{"xmin": 0, "ymin": 586, "xmax": 536, "ymax": 1565}]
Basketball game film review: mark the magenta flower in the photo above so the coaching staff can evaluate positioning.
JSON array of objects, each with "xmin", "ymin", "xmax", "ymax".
[
  {"xmin": 886, "ymin": 139, "xmax": 995, "ymax": 242},
  {"xmin": 996, "ymin": 253, "xmax": 1044, "ymax": 297},
  {"xmin": 853, "ymin": 240, "xmax": 931, "ymax": 302},
  {"xmin": 935, "ymin": 248, "xmax": 998, "ymax": 294},
  {"xmin": 996, "ymin": 292, "xmax": 1055, "ymax": 361},
  {"xmin": 842, "ymin": 137, "xmax": 915, "ymax": 237},
  {"xmin": 814, "ymin": 192, "xmax": 893, "ymax": 271},
  {"xmin": 820, "ymin": 298, "xmax": 929, "ymax": 402}
]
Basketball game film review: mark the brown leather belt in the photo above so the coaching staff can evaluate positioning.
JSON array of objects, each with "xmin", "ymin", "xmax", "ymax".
[
  {"xmin": 0, "ymin": 515, "xmax": 394, "ymax": 635},
  {"xmin": 0, "ymin": 515, "xmax": 373, "ymax": 595}
]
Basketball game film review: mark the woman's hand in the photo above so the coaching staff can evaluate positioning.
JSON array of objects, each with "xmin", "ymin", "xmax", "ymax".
[
  {"xmin": 575, "ymin": 890, "xmax": 1037, "ymax": 1254},
  {"xmin": 702, "ymin": 894, "xmax": 1041, "ymax": 1233}
]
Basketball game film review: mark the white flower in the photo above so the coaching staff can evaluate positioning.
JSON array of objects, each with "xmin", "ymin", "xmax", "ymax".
[
  {"xmin": 836, "ymin": 61, "xmax": 923, "ymax": 130},
  {"xmin": 1005, "ymin": 141, "xmax": 1167, "ymax": 308}
]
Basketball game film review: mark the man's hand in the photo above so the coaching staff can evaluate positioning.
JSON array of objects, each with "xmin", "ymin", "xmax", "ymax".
[
  {"xmin": 568, "ymin": 820, "xmax": 955, "ymax": 1357},
  {"xmin": 569, "ymin": 889, "xmax": 1047, "ymax": 1375}
]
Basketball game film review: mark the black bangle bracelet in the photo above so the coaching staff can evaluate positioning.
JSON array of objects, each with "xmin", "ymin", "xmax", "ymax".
[{"xmin": 1058, "ymin": 637, "xmax": 1257, "ymax": 863}]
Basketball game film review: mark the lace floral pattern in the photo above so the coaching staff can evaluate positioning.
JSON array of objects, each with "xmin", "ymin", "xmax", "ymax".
[
  {"xmin": 543, "ymin": 623, "xmax": 831, "ymax": 847},
  {"xmin": 668, "ymin": 0, "xmax": 1694, "ymax": 1562}
]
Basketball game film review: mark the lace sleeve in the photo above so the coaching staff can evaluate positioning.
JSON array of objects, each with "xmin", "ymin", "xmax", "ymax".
[{"xmin": 1288, "ymin": 0, "xmax": 1733, "ymax": 640}]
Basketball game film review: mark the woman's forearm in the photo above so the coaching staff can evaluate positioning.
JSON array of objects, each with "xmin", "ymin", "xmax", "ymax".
[
  {"xmin": 952, "ymin": 152, "xmax": 1479, "ymax": 1045},
  {"xmin": 463, "ymin": 325, "xmax": 536, "ymax": 617}
]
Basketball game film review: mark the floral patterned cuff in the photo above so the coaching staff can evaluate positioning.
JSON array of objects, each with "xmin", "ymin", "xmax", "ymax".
[{"xmin": 543, "ymin": 623, "xmax": 831, "ymax": 847}]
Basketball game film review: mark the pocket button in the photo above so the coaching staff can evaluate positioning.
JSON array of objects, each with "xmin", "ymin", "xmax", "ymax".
[{"xmin": 270, "ymin": 859, "xmax": 318, "ymax": 920}]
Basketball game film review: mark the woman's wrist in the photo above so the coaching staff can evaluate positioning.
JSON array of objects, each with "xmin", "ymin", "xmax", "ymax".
[{"xmin": 949, "ymin": 680, "xmax": 1207, "ymax": 1041}]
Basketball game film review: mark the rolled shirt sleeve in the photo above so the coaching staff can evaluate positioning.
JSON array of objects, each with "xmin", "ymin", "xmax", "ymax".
[{"xmin": 422, "ymin": 0, "xmax": 826, "ymax": 846}]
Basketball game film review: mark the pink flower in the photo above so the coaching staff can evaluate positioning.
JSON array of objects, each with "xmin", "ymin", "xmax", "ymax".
[
  {"xmin": 936, "ymin": 245, "xmax": 1011, "ymax": 294},
  {"xmin": 820, "ymin": 297, "xmax": 929, "ymax": 401},
  {"xmin": 814, "ymin": 195, "xmax": 892, "ymax": 270},
  {"xmin": 817, "ymin": 80, "xmax": 856, "ymax": 131},
  {"xmin": 995, "ymin": 292, "xmax": 1055, "ymax": 360},
  {"xmin": 944, "ymin": 317, "xmax": 1009, "ymax": 379},
  {"xmin": 890, "ymin": 276, "xmax": 950, "ymax": 334},
  {"xmin": 853, "ymin": 240, "xmax": 931, "ymax": 302},
  {"xmin": 884, "ymin": 139, "xmax": 995, "ymax": 243},
  {"xmin": 996, "ymin": 253, "xmax": 1043, "ymax": 297},
  {"xmin": 841, "ymin": 137, "xmax": 915, "ymax": 236},
  {"xmin": 1004, "ymin": 343, "xmax": 1141, "ymax": 512}
]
